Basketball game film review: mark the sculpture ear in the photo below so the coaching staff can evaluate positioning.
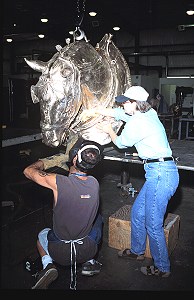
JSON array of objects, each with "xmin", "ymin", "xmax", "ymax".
[{"xmin": 24, "ymin": 58, "xmax": 47, "ymax": 73}]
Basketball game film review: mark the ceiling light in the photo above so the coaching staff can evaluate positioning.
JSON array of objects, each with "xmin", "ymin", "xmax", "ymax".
[
  {"xmin": 41, "ymin": 18, "xmax": 48, "ymax": 23},
  {"xmin": 38, "ymin": 34, "xmax": 45, "ymax": 38},
  {"xmin": 89, "ymin": 12, "xmax": 97, "ymax": 17},
  {"xmin": 6, "ymin": 38, "xmax": 13, "ymax": 43},
  {"xmin": 186, "ymin": 10, "xmax": 194, "ymax": 15},
  {"xmin": 113, "ymin": 27, "xmax": 120, "ymax": 31},
  {"xmin": 69, "ymin": 31, "xmax": 74, "ymax": 35}
]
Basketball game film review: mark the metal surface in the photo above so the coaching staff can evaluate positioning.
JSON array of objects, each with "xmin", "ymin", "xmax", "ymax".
[
  {"xmin": 2, "ymin": 133, "xmax": 42, "ymax": 147},
  {"xmin": 103, "ymin": 140, "xmax": 194, "ymax": 171},
  {"xmin": 178, "ymin": 117, "xmax": 194, "ymax": 140},
  {"xmin": 2, "ymin": 128, "xmax": 42, "ymax": 147}
]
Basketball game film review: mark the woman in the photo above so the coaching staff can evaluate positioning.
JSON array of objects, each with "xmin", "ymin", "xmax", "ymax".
[{"xmin": 81, "ymin": 85, "xmax": 179, "ymax": 278}]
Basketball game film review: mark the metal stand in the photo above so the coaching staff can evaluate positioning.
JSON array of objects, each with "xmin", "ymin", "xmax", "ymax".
[{"xmin": 117, "ymin": 165, "xmax": 138, "ymax": 198}]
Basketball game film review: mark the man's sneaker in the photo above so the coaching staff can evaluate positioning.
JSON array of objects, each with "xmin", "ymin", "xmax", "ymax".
[
  {"xmin": 81, "ymin": 259, "xmax": 102, "ymax": 276},
  {"xmin": 31, "ymin": 263, "xmax": 58, "ymax": 289}
]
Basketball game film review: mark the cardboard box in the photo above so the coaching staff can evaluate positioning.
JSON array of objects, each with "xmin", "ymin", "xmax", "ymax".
[{"xmin": 108, "ymin": 205, "xmax": 180, "ymax": 258}]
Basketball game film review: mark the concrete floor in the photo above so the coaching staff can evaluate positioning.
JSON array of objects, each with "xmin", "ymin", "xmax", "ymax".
[{"xmin": 1, "ymin": 140, "xmax": 194, "ymax": 294}]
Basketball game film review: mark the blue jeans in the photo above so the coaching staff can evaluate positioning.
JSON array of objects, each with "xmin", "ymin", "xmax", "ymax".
[
  {"xmin": 88, "ymin": 214, "xmax": 103, "ymax": 244},
  {"xmin": 130, "ymin": 160, "xmax": 179, "ymax": 273}
]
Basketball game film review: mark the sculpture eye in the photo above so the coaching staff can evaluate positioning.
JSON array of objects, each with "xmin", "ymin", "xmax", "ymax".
[
  {"xmin": 60, "ymin": 97, "xmax": 66, "ymax": 103},
  {"xmin": 61, "ymin": 67, "xmax": 72, "ymax": 78}
]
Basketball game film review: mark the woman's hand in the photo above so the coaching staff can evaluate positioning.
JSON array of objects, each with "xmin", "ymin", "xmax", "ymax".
[{"xmin": 97, "ymin": 121, "xmax": 117, "ymax": 143}]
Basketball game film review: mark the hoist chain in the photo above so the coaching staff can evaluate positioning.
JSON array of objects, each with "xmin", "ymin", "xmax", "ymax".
[
  {"xmin": 73, "ymin": 0, "xmax": 89, "ymax": 42},
  {"xmin": 75, "ymin": 0, "xmax": 86, "ymax": 27}
]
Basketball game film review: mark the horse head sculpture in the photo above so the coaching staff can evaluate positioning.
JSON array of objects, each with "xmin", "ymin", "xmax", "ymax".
[{"xmin": 25, "ymin": 33, "xmax": 132, "ymax": 168}]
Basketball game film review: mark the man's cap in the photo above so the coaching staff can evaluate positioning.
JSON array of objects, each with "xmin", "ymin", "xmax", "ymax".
[
  {"xmin": 68, "ymin": 137, "xmax": 86, "ymax": 162},
  {"xmin": 68, "ymin": 138, "xmax": 104, "ymax": 171},
  {"xmin": 115, "ymin": 86, "xmax": 149, "ymax": 103}
]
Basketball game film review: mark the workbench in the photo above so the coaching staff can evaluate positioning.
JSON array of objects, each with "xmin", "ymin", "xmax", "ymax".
[
  {"xmin": 103, "ymin": 139, "xmax": 194, "ymax": 172},
  {"xmin": 178, "ymin": 117, "xmax": 194, "ymax": 140}
]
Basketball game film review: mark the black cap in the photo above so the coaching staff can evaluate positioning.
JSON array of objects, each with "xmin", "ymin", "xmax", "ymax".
[{"xmin": 69, "ymin": 138, "xmax": 104, "ymax": 171}]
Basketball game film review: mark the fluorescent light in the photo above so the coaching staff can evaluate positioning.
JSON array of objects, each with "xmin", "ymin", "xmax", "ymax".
[
  {"xmin": 89, "ymin": 12, "xmax": 97, "ymax": 17},
  {"xmin": 184, "ymin": 24, "xmax": 194, "ymax": 27},
  {"xmin": 38, "ymin": 34, "xmax": 45, "ymax": 38},
  {"xmin": 113, "ymin": 26, "xmax": 120, "ymax": 31},
  {"xmin": 167, "ymin": 76, "xmax": 194, "ymax": 79},
  {"xmin": 6, "ymin": 38, "xmax": 13, "ymax": 42},
  {"xmin": 178, "ymin": 23, "xmax": 194, "ymax": 31}
]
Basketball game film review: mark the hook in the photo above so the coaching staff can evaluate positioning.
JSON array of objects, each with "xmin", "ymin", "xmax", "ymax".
[{"xmin": 73, "ymin": 27, "xmax": 89, "ymax": 42}]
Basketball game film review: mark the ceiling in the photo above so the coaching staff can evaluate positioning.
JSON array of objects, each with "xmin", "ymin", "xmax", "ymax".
[{"xmin": 3, "ymin": 0, "xmax": 194, "ymax": 45}]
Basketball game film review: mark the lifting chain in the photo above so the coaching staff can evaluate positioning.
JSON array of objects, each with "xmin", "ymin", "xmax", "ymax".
[
  {"xmin": 73, "ymin": 0, "xmax": 89, "ymax": 42},
  {"xmin": 75, "ymin": 0, "xmax": 86, "ymax": 28}
]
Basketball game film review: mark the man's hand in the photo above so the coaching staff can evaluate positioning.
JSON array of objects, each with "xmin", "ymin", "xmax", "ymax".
[
  {"xmin": 97, "ymin": 122, "xmax": 113, "ymax": 134},
  {"xmin": 40, "ymin": 153, "xmax": 69, "ymax": 170},
  {"xmin": 80, "ymin": 109, "xmax": 100, "ymax": 122},
  {"xmin": 80, "ymin": 107, "xmax": 115, "ymax": 122}
]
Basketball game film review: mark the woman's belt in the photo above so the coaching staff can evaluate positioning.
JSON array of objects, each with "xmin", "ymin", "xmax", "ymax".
[{"xmin": 143, "ymin": 157, "xmax": 174, "ymax": 164}]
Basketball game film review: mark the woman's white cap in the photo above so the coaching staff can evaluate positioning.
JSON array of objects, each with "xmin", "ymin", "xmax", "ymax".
[{"xmin": 115, "ymin": 86, "xmax": 149, "ymax": 103}]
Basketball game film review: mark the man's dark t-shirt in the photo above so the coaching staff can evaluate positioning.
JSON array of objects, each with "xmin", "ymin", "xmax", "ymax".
[{"xmin": 48, "ymin": 174, "xmax": 99, "ymax": 265}]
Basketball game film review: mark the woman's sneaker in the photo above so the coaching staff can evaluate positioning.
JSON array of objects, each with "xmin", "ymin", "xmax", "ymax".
[
  {"xmin": 81, "ymin": 259, "xmax": 102, "ymax": 276},
  {"xmin": 140, "ymin": 265, "xmax": 171, "ymax": 278},
  {"xmin": 31, "ymin": 263, "xmax": 58, "ymax": 289}
]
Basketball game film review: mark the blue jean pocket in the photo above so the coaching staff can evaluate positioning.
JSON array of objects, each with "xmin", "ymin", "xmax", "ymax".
[{"xmin": 47, "ymin": 229, "xmax": 61, "ymax": 243}]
